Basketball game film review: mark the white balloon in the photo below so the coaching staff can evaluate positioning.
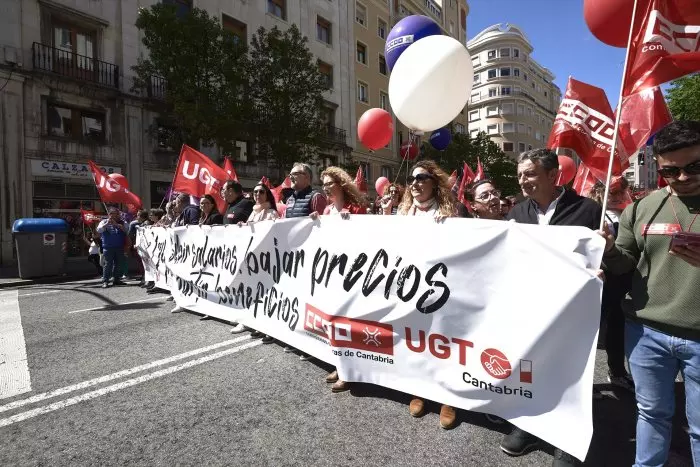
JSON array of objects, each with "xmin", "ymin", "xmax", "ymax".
[{"xmin": 388, "ymin": 35, "xmax": 473, "ymax": 132}]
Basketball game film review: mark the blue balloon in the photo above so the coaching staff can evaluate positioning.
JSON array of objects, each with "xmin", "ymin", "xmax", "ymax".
[
  {"xmin": 429, "ymin": 127, "xmax": 452, "ymax": 150},
  {"xmin": 646, "ymin": 134, "xmax": 655, "ymax": 147},
  {"xmin": 385, "ymin": 15, "xmax": 442, "ymax": 72}
]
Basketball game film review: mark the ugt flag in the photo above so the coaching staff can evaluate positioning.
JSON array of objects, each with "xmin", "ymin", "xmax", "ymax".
[
  {"xmin": 88, "ymin": 161, "xmax": 142, "ymax": 208},
  {"xmin": 173, "ymin": 145, "xmax": 228, "ymax": 214}
]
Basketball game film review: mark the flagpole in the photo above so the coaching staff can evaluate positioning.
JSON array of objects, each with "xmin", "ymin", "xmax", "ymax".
[
  {"xmin": 159, "ymin": 145, "xmax": 184, "ymax": 209},
  {"xmin": 599, "ymin": 0, "xmax": 639, "ymax": 231}
]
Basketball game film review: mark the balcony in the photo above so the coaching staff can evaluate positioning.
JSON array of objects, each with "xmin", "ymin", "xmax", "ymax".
[
  {"xmin": 322, "ymin": 125, "xmax": 347, "ymax": 146},
  {"xmin": 425, "ymin": 0, "xmax": 442, "ymax": 20},
  {"xmin": 147, "ymin": 76, "xmax": 167, "ymax": 100},
  {"xmin": 32, "ymin": 42, "xmax": 119, "ymax": 89},
  {"xmin": 230, "ymin": 161, "xmax": 286, "ymax": 182}
]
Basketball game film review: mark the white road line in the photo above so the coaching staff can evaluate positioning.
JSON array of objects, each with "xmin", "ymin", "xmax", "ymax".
[
  {"xmin": 0, "ymin": 336, "xmax": 251, "ymax": 414},
  {"xmin": 0, "ymin": 290, "xmax": 32, "ymax": 400},
  {"xmin": 68, "ymin": 296, "xmax": 168, "ymax": 314},
  {"xmin": 0, "ymin": 340, "xmax": 262, "ymax": 428},
  {"xmin": 18, "ymin": 290, "xmax": 64, "ymax": 298}
]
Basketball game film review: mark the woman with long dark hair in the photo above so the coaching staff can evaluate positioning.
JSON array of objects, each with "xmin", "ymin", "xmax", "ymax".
[
  {"xmin": 246, "ymin": 183, "xmax": 279, "ymax": 223},
  {"xmin": 466, "ymin": 179, "xmax": 504, "ymax": 220},
  {"xmin": 199, "ymin": 194, "xmax": 223, "ymax": 225}
]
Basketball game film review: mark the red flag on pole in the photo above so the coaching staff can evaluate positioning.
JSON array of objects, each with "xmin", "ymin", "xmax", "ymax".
[
  {"xmin": 622, "ymin": 0, "xmax": 700, "ymax": 96},
  {"xmin": 88, "ymin": 161, "xmax": 142, "ymax": 208},
  {"xmin": 271, "ymin": 177, "xmax": 292, "ymax": 203},
  {"xmin": 222, "ymin": 157, "xmax": 239, "ymax": 182},
  {"xmin": 571, "ymin": 163, "xmax": 598, "ymax": 197},
  {"xmin": 354, "ymin": 166, "xmax": 368, "ymax": 193},
  {"xmin": 173, "ymin": 145, "xmax": 228, "ymax": 213},
  {"xmin": 547, "ymin": 77, "xmax": 629, "ymax": 182},
  {"xmin": 456, "ymin": 162, "xmax": 475, "ymax": 205},
  {"xmin": 260, "ymin": 176, "xmax": 272, "ymax": 189},
  {"xmin": 80, "ymin": 209, "xmax": 105, "ymax": 224},
  {"xmin": 618, "ymin": 86, "xmax": 672, "ymax": 156},
  {"xmin": 474, "ymin": 158, "xmax": 485, "ymax": 182}
]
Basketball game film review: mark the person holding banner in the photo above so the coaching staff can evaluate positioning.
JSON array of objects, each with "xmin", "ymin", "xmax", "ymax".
[
  {"xmin": 466, "ymin": 180, "xmax": 504, "ymax": 220},
  {"xmin": 397, "ymin": 160, "xmax": 458, "ymax": 429},
  {"xmin": 285, "ymin": 163, "xmax": 327, "ymax": 218},
  {"xmin": 198, "ymin": 195, "xmax": 223, "ymax": 226},
  {"xmin": 221, "ymin": 181, "xmax": 254, "ymax": 225},
  {"xmin": 174, "ymin": 194, "xmax": 200, "ymax": 226},
  {"xmin": 501, "ymin": 149, "xmax": 602, "ymax": 467},
  {"xmin": 318, "ymin": 166, "xmax": 368, "ymax": 392},
  {"xmin": 245, "ymin": 184, "xmax": 279, "ymax": 223},
  {"xmin": 600, "ymin": 121, "xmax": 700, "ymax": 467},
  {"xmin": 380, "ymin": 184, "xmax": 403, "ymax": 215},
  {"xmin": 96, "ymin": 208, "xmax": 128, "ymax": 289}
]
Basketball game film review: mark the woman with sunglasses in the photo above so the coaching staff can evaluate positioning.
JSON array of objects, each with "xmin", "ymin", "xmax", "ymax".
[
  {"xmin": 380, "ymin": 184, "xmax": 403, "ymax": 215},
  {"xmin": 315, "ymin": 166, "xmax": 367, "ymax": 391},
  {"xmin": 246, "ymin": 184, "xmax": 279, "ymax": 223},
  {"xmin": 396, "ymin": 160, "xmax": 458, "ymax": 429},
  {"xmin": 199, "ymin": 194, "xmax": 223, "ymax": 225},
  {"xmin": 466, "ymin": 180, "xmax": 504, "ymax": 220}
]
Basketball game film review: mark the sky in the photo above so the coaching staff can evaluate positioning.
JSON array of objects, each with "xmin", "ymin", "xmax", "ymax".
[{"xmin": 466, "ymin": 0, "xmax": 628, "ymax": 105}]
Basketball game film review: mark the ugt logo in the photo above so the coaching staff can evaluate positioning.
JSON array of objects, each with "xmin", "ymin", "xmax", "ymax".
[{"xmin": 181, "ymin": 161, "xmax": 222, "ymax": 189}]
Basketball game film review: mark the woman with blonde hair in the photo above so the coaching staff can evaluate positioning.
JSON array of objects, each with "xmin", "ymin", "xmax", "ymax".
[
  {"xmin": 379, "ymin": 183, "xmax": 403, "ymax": 215},
  {"xmin": 318, "ymin": 166, "xmax": 367, "ymax": 215},
  {"xmin": 394, "ymin": 160, "xmax": 458, "ymax": 429}
]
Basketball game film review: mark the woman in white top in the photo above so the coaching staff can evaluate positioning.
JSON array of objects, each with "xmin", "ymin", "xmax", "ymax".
[
  {"xmin": 397, "ymin": 160, "xmax": 458, "ymax": 430},
  {"xmin": 246, "ymin": 183, "xmax": 280, "ymax": 223}
]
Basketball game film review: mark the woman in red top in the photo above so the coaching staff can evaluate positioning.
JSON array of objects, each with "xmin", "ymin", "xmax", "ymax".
[{"xmin": 316, "ymin": 166, "xmax": 367, "ymax": 392}]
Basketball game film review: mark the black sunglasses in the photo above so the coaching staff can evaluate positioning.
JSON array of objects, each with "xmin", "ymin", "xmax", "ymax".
[
  {"xmin": 407, "ymin": 173, "xmax": 434, "ymax": 184},
  {"xmin": 657, "ymin": 161, "xmax": 700, "ymax": 178}
]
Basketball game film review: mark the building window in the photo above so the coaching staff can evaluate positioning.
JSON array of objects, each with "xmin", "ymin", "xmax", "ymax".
[
  {"xmin": 317, "ymin": 16, "xmax": 331, "ymax": 44},
  {"xmin": 47, "ymin": 103, "xmax": 105, "ymax": 142},
  {"xmin": 163, "ymin": 0, "xmax": 192, "ymax": 19},
  {"xmin": 469, "ymin": 110, "xmax": 479, "ymax": 121},
  {"xmin": 360, "ymin": 162, "xmax": 371, "ymax": 181},
  {"xmin": 455, "ymin": 123, "xmax": 465, "ymax": 134},
  {"xmin": 514, "ymin": 68, "xmax": 520, "ymax": 77},
  {"xmin": 500, "ymin": 67, "xmax": 511, "ymax": 77},
  {"xmin": 355, "ymin": 2, "xmax": 367, "ymax": 26},
  {"xmin": 487, "ymin": 124, "xmax": 498, "ymax": 135},
  {"xmin": 501, "ymin": 103, "xmax": 513, "ymax": 114},
  {"xmin": 381, "ymin": 166, "xmax": 392, "ymax": 179},
  {"xmin": 517, "ymin": 104, "xmax": 525, "ymax": 115},
  {"xmin": 379, "ymin": 91, "xmax": 389, "ymax": 110},
  {"xmin": 518, "ymin": 122, "xmax": 526, "ymax": 133},
  {"xmin": 222, "ymin": 14, "xmax": 247, "ymax": 45},
  {"xmin": 544, "ymin": 91, "xmax": 548, "ymax": 97},
  {"xmin": 487, "ymin": 69, "xmax": 497, "ymax": 79},
  {"xmin": 503, "ymin": 122, "xmax": 514, "ymax": 133},
  {"xmin": 449, "ymin": 21, "xmax": 455, "ymax": 36},
  {"xmin": 518, "ymin": 142, "xmax": 526, "ymax": 152},
  {"xmin": 487, "ymin": 50, "xmax": 496, "ymax": 59},
  {"xmin": 471, "ymin": 92, "xmax": 480, "ymax": 102},
  {"xmin": 356, "ymin": 42, "xmax": 367, "ymax": 65},
  {"xmin": 527, "ymin": 107, "xmax": 533, "ymax": 117},
  {"xmin": 501, "ymin": 86, "xmax": 511, "ymax": 95},
  {"xmin": 378, "ymin": 18, "xmax": 387, "ymax": 38},
  {"xmin": 267, "ymin": 0, "xmax": 286, "ymax": 20},
  {"xmin": 318, "ymin": 60, "xmax": 333, "ymax": 89},
  {"xmin": 489, "ymin": 88, "xmax": 497, "ymax": 97},
  {"xmin": 500, "ymin": 48, "xmax": 510, "ymax": 57},
  {"xmin": 527, "ymin": 126, "xmax": 532, "ymax": 135},
  {"xmin": 503, "ymin": 142, "xmax": 514, "ymax": 152},
  {"xmin": 528, "ymin": 144, "xmax": 533, "ymax": 150},
  {"xmin": 52, "ymin": 22, "xmax": 96, "ymax": 71},
  {"xmin": 379, "ymin": 55, "xmax": 387, "ymax": 75},
  {"xmin": 487, "ymin": 106, "xmax": 498, "ymax": 116},
  {"xmin": 357, "ymin": 81, "xmax": 369, "ymax": 103},
  {"xmin": 513, "ymin": 48, "xmax": 520, "ymax": 58},
  {"xmin": 474, "ymin": 73, "xmax": 481, "ymax": 83},
  {"xmin": 470, "ymin": 128, "xmax": 479, "ymax": 138},
  {"xmin": 523, "ymin": 73, "xmax": 528, "ymax": 81}
]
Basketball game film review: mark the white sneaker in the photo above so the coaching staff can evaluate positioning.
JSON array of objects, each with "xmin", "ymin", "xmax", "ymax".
[
  {"xmin": 230, "ymin": 323, "xmax": 247, "ymax": 334},
  {"xmin": 171, "ymin": 305, "xmax": 183, "ymax": 313}
]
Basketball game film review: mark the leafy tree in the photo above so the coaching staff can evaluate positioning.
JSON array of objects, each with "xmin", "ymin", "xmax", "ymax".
[
  {"xmin": 421, "ymin": 128, "xmax": 519, "ymax": 196},
  {"xmin": 132, "ymin": 4, "xmax": 248, "ymax": 153},
  {"xmin": 666, "ymin": 74, "xmax": 700, "ymax": 121},
  {"xmin": 246, "ymin": 25, "xmax": 328, "ymax": 169}
]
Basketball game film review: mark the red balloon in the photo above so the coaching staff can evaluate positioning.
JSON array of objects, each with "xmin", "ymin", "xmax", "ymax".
[
  {"xmin": 109, "ymin": 173, "xmax": 129, "ymax": 190},
  {"xmin": 400, "ymin": 142, "xmax": 419, "ymax": 160},
  {"xmin": 358, "ymin": 108, "xmax": 393, "ymax": 150},
  {"xmin": 556, "ymin": 156, "xmax": 577, "ymax": 186},
  {"xmin": 375, "ymin": 177, "xmax": 390, "ymax": 195},
  {"xmin": 583, "ymin": 0, "xmax": 638, "ymax": 48}
]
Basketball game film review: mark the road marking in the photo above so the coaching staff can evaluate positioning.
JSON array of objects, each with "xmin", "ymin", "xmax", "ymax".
[
  {"xmin": 18, "ymin": 290, "xmax": 64, "ymax": 298},
  {"xmin": 0, "ymin": 290, "xmax": 32, "ymax": 400},
  {"xmin": 68, "ymin": 296, "xmax": 168, "ymax": 314},
  {"xmin": 0, "ymin": 336, "xmax": 251, "ymax": 414},
  {"xmin": 0, "ymin": 340, "xmax": 262, "ymax": 428}
]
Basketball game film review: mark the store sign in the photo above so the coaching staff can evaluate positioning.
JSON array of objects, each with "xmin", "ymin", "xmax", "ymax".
[{"xmin": 31, "ymin": 160, "xmax": 121, "ymax": 180}]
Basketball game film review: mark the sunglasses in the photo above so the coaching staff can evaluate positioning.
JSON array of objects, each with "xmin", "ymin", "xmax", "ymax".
[
  {"xmin": 289, "ymin": 171, "xmax": 306, "ymax": 178},
  {"xmin": 657, "ymin": 160, "xmax": 700, "ymax": 178},
  {"xmin": 407, "ymin": 173, "xmax": 434, "ymax": 184},
  {"xmin": 322, "ymin": 181, "xmax": 336, "ymax": 188}
]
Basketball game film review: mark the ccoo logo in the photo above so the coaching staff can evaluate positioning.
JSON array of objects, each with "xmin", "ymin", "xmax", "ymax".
[{"xmin": 480, "ymin": 348, "xmax": 512, "ymax": 379}]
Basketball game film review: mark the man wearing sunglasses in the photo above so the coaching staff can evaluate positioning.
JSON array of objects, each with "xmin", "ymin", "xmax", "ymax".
[
  {"xmin": 285, "ymin": 163, "xmax": 327, "ymax": 218},
  {"xmin": 221, "ymin": 180, "xmax": 254, "ymax": 225},
  {"xmin": 599, "ymin": 120, "xmax": 700, "ymax": 467}
]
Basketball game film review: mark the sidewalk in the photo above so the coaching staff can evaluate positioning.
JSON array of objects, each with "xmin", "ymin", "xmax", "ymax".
[{"xmin": 0, "ymin": 258, "xmax": 140, "ymax": 289}]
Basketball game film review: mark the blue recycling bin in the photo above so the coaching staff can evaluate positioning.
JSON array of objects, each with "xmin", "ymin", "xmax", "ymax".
[{"xmin": 12, "ymin": 218, "xmax": 69, "ymax": 279}]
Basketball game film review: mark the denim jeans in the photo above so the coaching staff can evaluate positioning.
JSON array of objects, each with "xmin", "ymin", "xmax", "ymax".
[
  {"xmin": 102, "ymin": 249, "xmax": 122, "ymax": 283},
  {"xmin": 626, "ymin": 320, "xmax": 700, "ymax": 467}
]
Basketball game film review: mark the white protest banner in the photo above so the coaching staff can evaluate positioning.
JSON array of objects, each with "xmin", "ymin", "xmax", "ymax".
[{"xmin": 137, "ymin": 217, "xmax": 604, "ymax": 461}]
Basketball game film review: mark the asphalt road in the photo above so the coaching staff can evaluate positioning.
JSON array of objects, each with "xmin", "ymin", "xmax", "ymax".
[{"xmin": 0, "ymin": 278, "xmax": 693, "ymax": 467}]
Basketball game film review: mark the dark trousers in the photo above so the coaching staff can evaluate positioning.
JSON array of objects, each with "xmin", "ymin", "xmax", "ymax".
[{"xmin": 601, "ymin": 272, "xmax": 633, "ymax": 376}]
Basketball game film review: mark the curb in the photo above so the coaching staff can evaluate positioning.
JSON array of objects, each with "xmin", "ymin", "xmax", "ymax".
[{"xmin": 0, "ymin": 273, "xmax": 101, "ymax": 289}]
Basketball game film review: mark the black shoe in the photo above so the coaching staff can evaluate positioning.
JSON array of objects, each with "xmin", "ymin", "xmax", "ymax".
[
  {"xmin": 101, "ymin": 283, "xmax": 109, "ymax": 289},
  {"xmin": 113, "ymin": 281, "xmax": 126, "ymax": 286},
  {"xmin": 552, "ymin": 449, "xmax": 578, "ymax": 466},
  {"xmin": 250, "ymin": 331, "xmax": 264, "ymax": 339},
  {"xmin": 146, "ymin": 283, "xmax": 156, "ymax": 290},
  {"xmin": 501, "ymin": 428, "xmax": 539, "ymax": 456},
  {"xmin": 261, "ymin": 335, "xmax": 274, "ymax": 344},
  {"xmin": 146, "ymin": 288, "xmax": 161, "ymax": 294}
]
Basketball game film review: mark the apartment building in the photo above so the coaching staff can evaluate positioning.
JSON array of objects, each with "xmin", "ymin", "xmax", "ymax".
[
  {"xmin": 624, "ymin": 145, "xmax": 659, "ymax": 191},
  {"xmin": 466, "ymin": 24, "xmax": 561, "ymax": 159},
  {"xmin": 352, "ymin": 0, "xmax": 469, "ymax": 186},
  {"xmin": 0, "ymin": 0, "xmax": 353, "ymax": 266}
]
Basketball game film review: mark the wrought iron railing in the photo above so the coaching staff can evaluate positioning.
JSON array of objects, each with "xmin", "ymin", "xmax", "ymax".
[
  {"xmin": 32, "ymin": 42, "xmax": 119, "ymax": 89},
  {"xmin": 323, "ymin": 125, "xmax": 347, "ymax": 145},
  {"xmin": 147, "ymin": 75, "xmax": 167, "ymax": 100}
]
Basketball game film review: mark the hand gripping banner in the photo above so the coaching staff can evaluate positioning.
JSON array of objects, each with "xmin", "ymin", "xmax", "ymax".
[{"xmin": 137, "ymin": 217, "xmax": 605, "ymax": 461}]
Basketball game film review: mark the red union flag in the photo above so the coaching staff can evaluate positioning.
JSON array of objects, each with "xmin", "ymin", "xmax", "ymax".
[
  {"xmin": 222, "ymin": 157, "xmax": 239, "ymax": 182},
  {"xmin": 354, "ymin": 166, "xmax": 367, "ymax": 193},
  {"xmin": 88, "ymin": 161, "xmax": 142, "ymax": 208},
  {"xmin": 547, "ymin": 78, "xmax": 629, "ymax": 181},
  {"xmin": 619, "ymin": 86, "xmax": 672, "ymax": 156},
  {"xmin": 623, "ymin": 0, "xmax": 700, "ymax": 96},
  {"xmin": 173, "ymin": 145, "xmax": 228, "ymax": 213},
  {"xmin": 572, "ymin": 164, "xmax": 598, "ymax": 198}
]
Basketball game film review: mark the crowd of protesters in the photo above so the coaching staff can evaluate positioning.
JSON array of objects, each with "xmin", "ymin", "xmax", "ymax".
[{"xmin": 103, "ymin": 120, "xmax": 699, "ymax": 467}]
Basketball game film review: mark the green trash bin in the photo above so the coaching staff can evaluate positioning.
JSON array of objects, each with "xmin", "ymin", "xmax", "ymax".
[{"xmin": 12, "ymin": 218, "xmax": 69, "ymax": 279}]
